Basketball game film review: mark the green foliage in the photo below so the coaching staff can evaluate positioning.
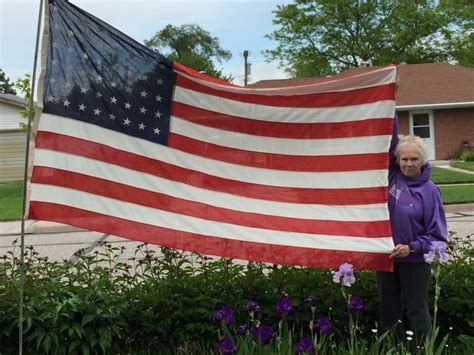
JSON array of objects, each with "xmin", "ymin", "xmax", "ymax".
[
  {"xmin": 460, "ymin": 150, "xmax": 474, "ymax": 162},
  {"xmin": 145, "ymin": 24, "xmax": 233, "ymax": 82},
  {"xmin": 265, "ymin": 0, "xmax": 473, "ymax": 77},
  {"xmin": 430, "ymin": 167, "xmax": 474, "ymax": 184},
  {"xmin": 436, "ymin": 233, "xmax": 474, "ymax": 337},
  {"xmin": 451, "ymin": 161, "xmax": 474, "ymax": 172},
  {"xmin": 0, "ymin": 68, "xmax": 17, "ymax": 95},
  {"xmin": 438, "ymin": 0, "xmax": 474, "ymax": 67},
  {"xmin": 1, "ymin": 234, "xmax": 472, "ymax": 353},
  {"xmin": 0, "ymin": 181, "xmax": 23, "ymax": 221},
  {"xmin": 15, "ymin": 74, "xmax": 35, "ymax": 131},
  {"xmin": 438, "ymin": 185, "xmax": 474, "ymax": 204}
]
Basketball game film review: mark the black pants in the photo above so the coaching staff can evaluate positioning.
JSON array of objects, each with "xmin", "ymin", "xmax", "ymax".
[{"xmin": 376, "ymin": 262, "xmax": 432, "ymax": 347}]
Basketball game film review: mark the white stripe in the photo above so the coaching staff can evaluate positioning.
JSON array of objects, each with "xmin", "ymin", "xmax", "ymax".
[
  {"xmin": 38, "ymin": 114, "xmax": 389, "ymax": 188},
  {"xmin": 171, "ymin": 116, "xmax": 391, "ymax": 156},
  {"xmin": 174, "ymin": 86, "xmax": 395, "ymax": 123},
  {"xmin": 175, "ymin": 66, "xmax": 397, "ymax": 95},
  {"xmin": 30, "ymin": 184, "xmax": 393, "ymax": 253},
  {"xmin": 33, "ymin": 149, "xmax": 389, "ymax": 221}
]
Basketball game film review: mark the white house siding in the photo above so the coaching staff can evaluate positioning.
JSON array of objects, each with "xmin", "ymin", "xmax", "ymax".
[
  {"xmin": 0, "ymin": 131, "xmax": 27, "ymax": 182},
  {"xmin": 0, "ymin": 100, "xmax": 27, "ymax": 183}
]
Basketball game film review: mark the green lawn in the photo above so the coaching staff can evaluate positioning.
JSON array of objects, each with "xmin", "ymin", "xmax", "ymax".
[
  {"xmin": 431, "ymin": 166, "xmax": 474, "ymax": 184},
  {"xmin": 0, "ymin": 180, "xmax": 23, "ymax": 221},
  {"xmin": 439, "ymin": 185, "xmax": 474, "ymax": 205},
  {"xmin": 450, "ymin": 161, "xmax": 474, "ymax": 172}
]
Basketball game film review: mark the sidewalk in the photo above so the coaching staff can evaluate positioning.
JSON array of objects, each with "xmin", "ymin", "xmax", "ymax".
[{"xmin": 0, "ymin": 219, "xmax": 84, "ymax": 236}]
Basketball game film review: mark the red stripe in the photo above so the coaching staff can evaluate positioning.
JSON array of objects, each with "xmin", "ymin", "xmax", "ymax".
[
  {"xmin": 173, "ymin": 62, "xmax": 238, "ymax": 87},
  {"xmin": 168, "ymin": 133, "xmax": 389, "ymax": 172},
  {"xmin": 171, "ymin": 102, "xmax": 393, "ymax": 139},
  {"xmin": 28, "ymin": 202, "xmax": 393, "ymax": 271},
  {"xmin": 31, "ymin": 167, "xmax": 391, "ymax": 237},
  {"xmin": 35, "ymin": 131, "xmax": 388, "ymax": 205},
  {"xmin": 176, "ymin": 74, "xmax": 396, "ymax": 108}
]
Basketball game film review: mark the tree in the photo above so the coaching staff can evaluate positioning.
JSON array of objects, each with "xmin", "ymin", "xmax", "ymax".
[
  {"xmin": 145, "ymin": 24, "xmax": 233, "ymax": 81},
  {"xmin": 15, "ymin": 74, "xmax": 34, "ymax": 131},
  {"xmin": 0, "ymin": 68, "xmax": 17, "ymax": 95},
  {"xmin": 265, "ymin": 0, "xmax": 473, "ymax": 77},
  {"xmin": 438, "ymin": 0, "xmax": 474, "ymax": 68}
]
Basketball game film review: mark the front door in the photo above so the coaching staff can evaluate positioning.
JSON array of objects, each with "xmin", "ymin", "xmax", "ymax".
[{"xmin": 409, "ymin": 111, "xmax": 435, "ymax": 160}]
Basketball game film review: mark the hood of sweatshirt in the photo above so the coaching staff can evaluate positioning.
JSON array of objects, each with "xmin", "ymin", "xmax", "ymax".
[{"xmin": 404, "ymin": 163, "xmax": 431, "ymax": 187}]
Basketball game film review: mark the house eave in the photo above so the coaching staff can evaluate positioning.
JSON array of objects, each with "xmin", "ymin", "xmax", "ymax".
[
  {"xmin": 0, "ymin": 96, "xmax": 27, "ymax": 108},
  {"xmin": 396, "ymin": 101, "xmax": 474, "ymax": 111}
]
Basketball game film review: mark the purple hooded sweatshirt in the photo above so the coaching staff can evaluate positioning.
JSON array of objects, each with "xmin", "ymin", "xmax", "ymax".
[{"xmin": 388, "ymin": 119, "xmax": 448, "ymax": 263}]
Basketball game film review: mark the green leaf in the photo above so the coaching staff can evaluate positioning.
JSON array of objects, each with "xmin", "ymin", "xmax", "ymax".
[{"xmin": 81, "ymin": 314, "xmax": 95, "ymax": 327}]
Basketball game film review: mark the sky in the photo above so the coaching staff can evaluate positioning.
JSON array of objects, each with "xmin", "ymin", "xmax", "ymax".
[{"xmin": 0, "ymin": 0, "xmax": 293, "ymax": 90}]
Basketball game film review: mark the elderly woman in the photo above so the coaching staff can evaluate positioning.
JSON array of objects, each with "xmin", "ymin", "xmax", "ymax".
[{"xmin": 376, "ymin": 125, "xmax": 448, "ymax": 346}]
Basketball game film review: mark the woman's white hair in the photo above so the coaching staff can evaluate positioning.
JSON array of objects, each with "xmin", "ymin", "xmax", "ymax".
[{"xmin": 395, "ymin": 135, "xmax": 428, "ymax": 164}]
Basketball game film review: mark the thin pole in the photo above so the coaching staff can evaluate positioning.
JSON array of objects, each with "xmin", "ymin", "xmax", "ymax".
[
  {"xmin": 243, "ymin": 50, "xmax": 249, "ymax": 86},
  {"xmin": 19, "ymin": 0, "xmax": 45, "ymax": 353}
]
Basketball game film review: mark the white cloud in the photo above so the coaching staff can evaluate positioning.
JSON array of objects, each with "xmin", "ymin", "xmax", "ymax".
[{"xmin": 226, "ymin": 61, "xmax": 290, "ymax": 86}]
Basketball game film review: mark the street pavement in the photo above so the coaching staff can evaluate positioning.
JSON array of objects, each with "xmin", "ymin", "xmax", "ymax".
[{"xmin": 1, "ymin": 203, "xmax": 472, "ymax": 263}]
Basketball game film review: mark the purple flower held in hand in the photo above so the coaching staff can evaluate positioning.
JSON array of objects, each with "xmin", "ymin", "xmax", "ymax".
[
  {"xmin": 313, "ymin": 315, "xmax": 332, "ymax": 334},
  {"xmin": 348, "ymin": 295, "xmax": 366, "ymax": 315},
  {"xmin": 275, "ymin": 295, "xmax": 294, "ymax": 316},
  {"xmin": 217, "ymin": 337, "xmax": 237, "ymax": 355},
  {"xmin": 252, "ymin": 324, "xmax": 273, "ymax": 345},
  {"xmin": 236, "ymin": 324, "xmax": 247, "ymax": 336},
  {"xmin": 295, "ymin": 336, "xmax": 315, "ymax": 355},
  {"xmin": 424, "ymin": 241, "xmax": 449, "ymax": 264},
  {"xmin": 332, "ymin": 262, "xmax": 356, "ymax": 286},
  {"xmin": 305, "ymin": 295, "xmax": 318, "ymax": 306},
  {"xmin": 214, "ymin": 305, "xmax": 235, "ymax": 325},
  {"xmin": 245, "ymin": 300, "xmax": 261, "ymax": 314}
]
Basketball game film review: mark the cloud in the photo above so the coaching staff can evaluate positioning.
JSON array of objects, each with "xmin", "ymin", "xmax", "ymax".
[{"xmin": 225, "ymin": 61, "xmax": 290, "ymax": 86}]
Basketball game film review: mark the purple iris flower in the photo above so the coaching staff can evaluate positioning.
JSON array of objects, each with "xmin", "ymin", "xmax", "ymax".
[
  {"xmin": 245, "ymin": 300, "xmax": 261, "ymax": 314},
  {"xmin": 332, "ymin": 262, "xmax": 356, "ymax": 286},
  {"xmin": 305, "ymin": 295, "xmax": 318, "ymax": 306},
  {"xmin": 252, "ymin": 324, "xmax": 273, "ymax": 345},
  {"xmin": 236, "ymin": 324, "xmax": 247, "ymax": 336},
  {"xmin": 313, "ymin": 315, "xmax": 332, "ymax": 334},
  {"xmin": 348, "ymin": 295, "xmax": 366, "ymax": 315},
  {"xmin": 295, "ymin": 336, "xmax": 315, "ymax": 354},
  {"xmin": 424, "ymin": 241, "xmax": 449, "ymax": 263},
  {"xmin": 275, "ymin": 295, "xmax": 294, "ymax": 316},
  {"xmin": 214, "ymin": 305, "xmax": 235, "ymax": 325},
  {"xmin": 216, "ymin": 337, "xmax": 237, "ymax": 355}
]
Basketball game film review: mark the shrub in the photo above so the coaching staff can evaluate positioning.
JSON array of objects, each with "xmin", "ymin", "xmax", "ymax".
[
  {"xmin": 0, "ymin": 235, "xmax": 472, "ymax": 353},
  {"xmin": 460, "ymin": 150, "xmax": 474, "ymax": 162}
]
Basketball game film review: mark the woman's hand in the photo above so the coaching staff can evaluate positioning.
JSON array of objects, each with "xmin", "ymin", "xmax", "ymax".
[{"xmin": 390, "ymin": 244, "xmax": 411, "ymax": 258}]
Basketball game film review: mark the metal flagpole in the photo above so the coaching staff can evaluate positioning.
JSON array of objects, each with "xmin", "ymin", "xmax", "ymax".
[{"xmin": 19, "ymin": 0, "xmax": 45, "ymax": 353}]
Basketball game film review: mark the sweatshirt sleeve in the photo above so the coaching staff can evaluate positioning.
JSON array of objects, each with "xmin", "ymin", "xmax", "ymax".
[{"xmin": 409, "ymin": 186, "xmax": 449, "ymax": 255}]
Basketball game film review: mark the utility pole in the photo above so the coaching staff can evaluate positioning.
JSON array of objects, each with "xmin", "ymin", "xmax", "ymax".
[{"xmin": 243, "ymin": 50, "xmax": 249, "ymax": 86}]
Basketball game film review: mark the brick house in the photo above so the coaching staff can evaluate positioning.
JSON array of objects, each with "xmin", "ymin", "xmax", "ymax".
[{"xmin": 251, "ymin": 63, "xmax": 474, "ymax": 160}]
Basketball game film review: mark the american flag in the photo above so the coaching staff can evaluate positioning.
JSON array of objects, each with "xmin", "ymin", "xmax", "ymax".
[{"xmin": 28, "ymin": 0, "xmax": 396, "ymax": 271}]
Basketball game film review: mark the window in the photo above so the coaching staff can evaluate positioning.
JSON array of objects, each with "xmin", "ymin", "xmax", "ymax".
[{"xmin": 412, "ymin": 113, "xmax": 430, "ymax": 138}]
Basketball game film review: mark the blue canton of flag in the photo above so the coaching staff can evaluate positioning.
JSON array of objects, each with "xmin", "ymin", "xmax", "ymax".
[{"xmin": 43, "ymin": 0, "xmax": 174, "ymax": 144}]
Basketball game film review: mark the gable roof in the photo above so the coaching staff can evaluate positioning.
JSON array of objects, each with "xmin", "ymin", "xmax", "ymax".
[{"xmin": 250, "ymin": 63, "xmax": 474, "ymax": 108}]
